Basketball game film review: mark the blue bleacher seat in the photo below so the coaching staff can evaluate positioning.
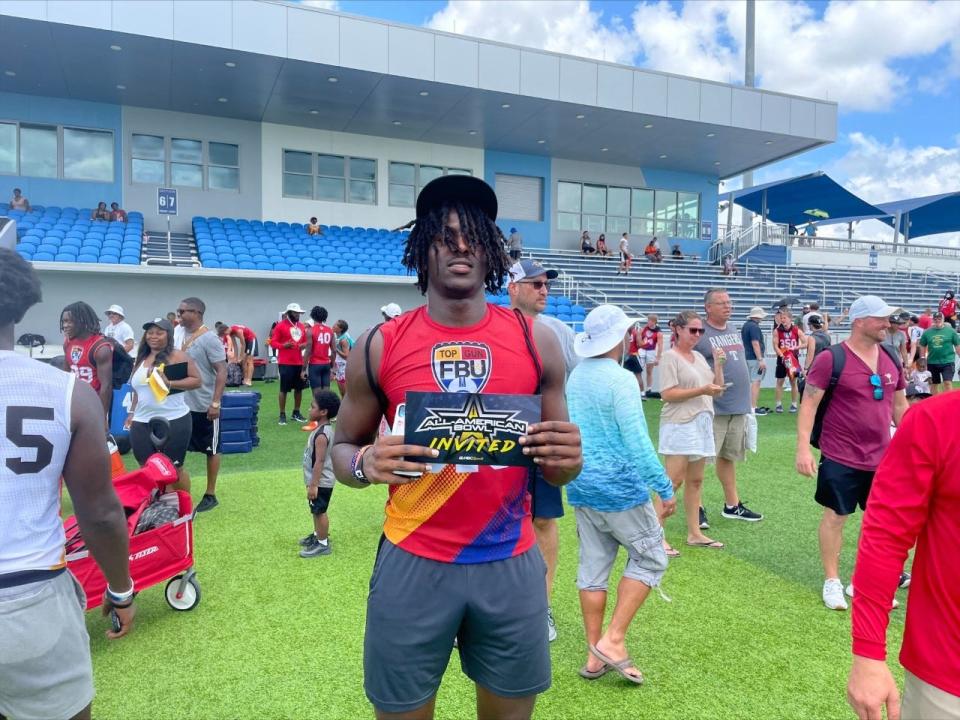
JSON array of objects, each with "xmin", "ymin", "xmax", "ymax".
[
  {"xmin": 33, "ymin": 252, "xmax": 55, "ymax": 261},
  {"xmin": 119, "ymin": 257, "xmax": 139, "ymax": 265}
]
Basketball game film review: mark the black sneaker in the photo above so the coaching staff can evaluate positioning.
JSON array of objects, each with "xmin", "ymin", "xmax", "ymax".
[
  {"xmin": 195, "ymin": 494, "xmax": 219, "ymax": 513},
  {"xmin": 899, "ymin": 572, "xmax": 911, "ymax": 589},
  {"xmin": 755, "ymin": 407, "xmax": 770, "ymax": 416},
  {"xmin": 278, "ymin": 413, "xmax": 287, "ymax": 426},
  {"xmin": 722, "ymin": 502, "xmax": 763, "ymax": 522},
  {"xmin": 291, "ymin": 410, "xmax": 307, "ymax": 423},
  {"xmin": 698, "ymin": 506, "xmax": 709, "ymax": 529},
  {"xmin": 299, "ymin": 540, "xmax": 331, "ymax": 558},
  {"xmin": 299, "ymin": 533, "xmax": 317, "ymax": 547}
]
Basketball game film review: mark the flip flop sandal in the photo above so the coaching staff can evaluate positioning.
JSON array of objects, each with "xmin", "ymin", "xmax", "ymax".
[
  {"xmin": 578, "ymin": 664, "xmax": 610, "ymax": 680},
  {"xmin": 664, "ymin": 545, "xmax": 681, "ymax": 558},
  {"xmin": 686, "ymin": 540, "xmax": 725, "ymax": 549},
  {"xmin": 588, "ymin": 645, "xmax": 644, "ymax": 685}
]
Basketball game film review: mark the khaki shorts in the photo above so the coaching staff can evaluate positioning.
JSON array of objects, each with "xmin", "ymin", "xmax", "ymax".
[
  {"xmin": 0, "ymin": 571, "xmax": 94, "ymax": 720},
  {"xmin": 713, "ymin": 414, "xmax": 747, "ymax": 462},
  {"xmin": 902, "ymin": 671, "xmax": 960, "ymax": 720},
  {"xmin": 574, "ymin": 503, "xmax": 667, "ymax": 591}
]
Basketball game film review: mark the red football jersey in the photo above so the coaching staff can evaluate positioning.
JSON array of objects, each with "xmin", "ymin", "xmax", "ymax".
[
  {"xmin": 230, "ymin": 324, "xmax": 256, "ymax": 343},
  {"xmin": 776, "ymin": 324, "xmax": 801, "ymax": 358},
  {"xmin": 377, "ymin": 304, "xmax": 541, "ymax": 564},
  {"xmin": 63, "ymin": 334, "xmax": 107, "ymax": 391},
  {"xmin": 308, "ymin": 323, "xmax": 334, "ymax": 365}
]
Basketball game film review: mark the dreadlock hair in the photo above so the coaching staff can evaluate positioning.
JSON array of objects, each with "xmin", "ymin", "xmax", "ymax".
[
  {"xmin": 60, "ymin": 301, "xmax": 100, "ymax": 338},
  {"xmin": 402, "ymin": 202, "xmax": 511, "ymax": 295},
  {"xmin": 0, "ymin": 248, "xmax": 42, "ymax": 326},
  {"xmin": 135, "ymin": 324, "xmax": 174, "ymax": 369},
  {"xmin": 311, "ymin": 306, "xmax": 328, "ymax": 324}
]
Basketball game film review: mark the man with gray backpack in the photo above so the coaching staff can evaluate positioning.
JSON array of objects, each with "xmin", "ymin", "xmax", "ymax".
[{"xmin": 795, "ymin": 296, "xmax": 909, "ymax": 611}]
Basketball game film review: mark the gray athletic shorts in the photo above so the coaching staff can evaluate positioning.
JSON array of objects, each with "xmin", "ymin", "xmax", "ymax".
[
  {"xmin": 0, "ymin": 571, "xmax": 94, "ymax": 720},
  {"xmin": 574, "ymin": 502, "xmax": 668, "ymax": 591},
  {"xmin": 364, "ymin": 540, "xmax": 550, "ymax": 714}
]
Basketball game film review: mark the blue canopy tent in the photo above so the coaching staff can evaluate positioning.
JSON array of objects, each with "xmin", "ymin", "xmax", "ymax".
[
  {"xmin": 809, "ymin": 191, "xmax": 960, "ymax": 243},
  {"xmin": 719, "ymin": 172, "xmax": 886, "ymax": 228}
]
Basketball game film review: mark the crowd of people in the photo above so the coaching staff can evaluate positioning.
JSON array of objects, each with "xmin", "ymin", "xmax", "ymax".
[
  {"xmin": 8, "ymin": 189, "xmax": 128, "ymax": 223},
  {"xmin": 1, "ymin": 173, "xmax": 958, "ymax": 720}
]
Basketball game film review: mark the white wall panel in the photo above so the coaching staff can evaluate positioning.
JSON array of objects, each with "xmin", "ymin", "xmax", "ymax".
[
  {"xmin": 520, "ymin": 51, "xmax": 559, "ymax": 100},
  {"xmin": 558, "ymin": 57, "xmax": 596, "ymax": 106},
  {"xmin": 761, "ymin": 93, "xmax": 791, "ymax": 134},
  {"xmin": 261, "ymin": 123, "xmax": 483, "ymax": 229},
  {"xmin": 789, "ymin": 99, "xmax": 816, "ymax": 138},
  {"xmin": 286, "ymin": 6, "xmax": 339, "ymax": 65},
  {"xmin": 815, "ymin": 103, "xmax": 838, "ymax": 141},
  {"xmin": 633, "ymin": 71, "xmax": 667, "ymax": 115},
  {"xmin": 388, "ymin": 26, "xmax": 434, "ymax": 82},
  {"xmin": 47, "ymin": 0, "xmax": 110, "ymax": 30},
  {"xmin": 596, "ymin": 65, "xmax": 632, "ymax": 111},
  {"xmin": 173, "ymin": 0, "xmax": 232, "ymax": 49},
  {"xmin": 699, "ymin": 83, "xmax": 731, "ymax": 126},
  {"xmin": 435, "ymin": 35, "xmax": 477, "ymax": 87},
  {"xmin": 478, "ymin": 43, "xmax": 520, "ymax": 94},
  {"xmin": 666, "ymin": 77, "xmax": 700, "ymax": 121},
  {"xmin": 234, "ymin": 0, "xmax": 285, "ymax": 57},
  {"xmin": 731, "ymin": 88, "xmax": 762, "ymax": 130},
  {"xmin": 340, "ymin": 17, "xmax": 387, "ymax": 73},
  {"xmin": 113, "ymin": 0, "xmax": 173, "ymax": 39},
  {"xmin": 0, "ymin": 0, "xmax": 46, "ymax": 20}
]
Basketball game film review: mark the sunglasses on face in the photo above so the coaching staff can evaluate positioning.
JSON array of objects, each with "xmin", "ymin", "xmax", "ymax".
[
  {"xmin": 686, "ymin": 327, "xmax": 706, "ymax": 335},
  {"xmin": 176, "ymin": 308, "xmax": 196, "ymax": 316},
  {"xmin": 869, "ymin": 373, "xmax": 884, "ymax": 401},
  {"xmin": 519, "ymin": 280, "xmax": 552, "ymax": 291}
]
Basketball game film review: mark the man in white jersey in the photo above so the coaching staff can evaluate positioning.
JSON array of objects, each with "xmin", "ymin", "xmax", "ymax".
[{"xmin": 0, "ymin": 248, "xmax": 136, "ymax": 720}]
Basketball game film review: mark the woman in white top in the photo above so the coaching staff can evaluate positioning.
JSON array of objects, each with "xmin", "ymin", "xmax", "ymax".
[
  {"xmin": 124, "ymin": 317, "xmax": 200, "ymax": 489},
  {"xmin": 658, "ymin": 310, "xmax": 726, "ymax": 552}
]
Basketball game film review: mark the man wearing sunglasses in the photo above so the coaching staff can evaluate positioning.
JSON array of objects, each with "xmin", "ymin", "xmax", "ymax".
[
  {"xmin": 795, "ymin": 295, "xmax": 908, "ymax": 612},
  {"xmin": 508, "ymin": 259, "xmax": 578, "ymax": 644}
]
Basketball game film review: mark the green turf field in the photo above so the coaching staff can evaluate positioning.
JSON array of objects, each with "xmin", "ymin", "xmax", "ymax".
[{"xmin": 81, "ymin": 388, "xmax": 906, "ymax": 719}]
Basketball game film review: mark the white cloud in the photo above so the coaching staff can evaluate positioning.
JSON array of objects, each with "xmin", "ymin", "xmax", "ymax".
[
  {"xmin": 426, "ymin": 0, "xmax": 637, "ymax": 65},
  {"xmin": 629, "ymin": 0, "xmax": 960, "ymax": 112}
]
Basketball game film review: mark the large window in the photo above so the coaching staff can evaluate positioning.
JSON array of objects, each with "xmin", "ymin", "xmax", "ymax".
[
  {"xmin": 0, "ymin": 121, "xmax": 113, "ymax": 181},
  {"xmin": 282, "ymin": 150, "xmax": 377, "ymax": 204},
  {"xmin": 131, "ymin": 135, "xmax": 239, "ymax": 191},
  {"xmin": 558, "ymin": 181, "xmax": 700, "ymax": 238},
  {"xmin": 388, "ymin": 162, "xmax": 472, "ymax": 207}
]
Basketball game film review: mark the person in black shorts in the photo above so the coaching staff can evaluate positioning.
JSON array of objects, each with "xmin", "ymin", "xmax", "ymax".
[{"xmin": 270, "ymin": 303, "xmax": 309, "ymax": 425}]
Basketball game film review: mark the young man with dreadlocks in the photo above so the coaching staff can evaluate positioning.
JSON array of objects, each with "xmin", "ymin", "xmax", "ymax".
[
  {"xmin": 61, "ymin": 300, "xmax": 114, "ymax": 419},
  {"xmin": 332, "ymin": 175, "xmax": 583, "ymax": 720}
]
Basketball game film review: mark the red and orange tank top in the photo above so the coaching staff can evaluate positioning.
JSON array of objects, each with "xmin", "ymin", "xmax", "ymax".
[
  {"xmin": 63, "ymin": 334, "xmax": 106, "ymax": 391},
  {"xmin": 377, "ymin": 304, "xmax": 540, "ymax": 564}
]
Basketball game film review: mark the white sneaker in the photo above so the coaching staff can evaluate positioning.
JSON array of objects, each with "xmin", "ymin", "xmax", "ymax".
[
  {"xmin": 823, "ymin": 578, "xmax": 848, "ymax": 610},
  {"xmin": 547, "ymin": 607, "xmax": 557, "ymax": 642},
  {"xmin": 845, "ymin": 584, "xmax": 899, "ymax": 609}
]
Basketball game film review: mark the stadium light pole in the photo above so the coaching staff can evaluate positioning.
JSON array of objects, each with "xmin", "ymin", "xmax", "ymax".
[{"xmin": 741, "ymin": 0, "xmax": 756, "ymax": 232}]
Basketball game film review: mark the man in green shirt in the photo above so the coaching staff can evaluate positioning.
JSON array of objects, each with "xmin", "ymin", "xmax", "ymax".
[{"xmin": 918, "ymin": 311, "xmax": 960, "ymax": 394}]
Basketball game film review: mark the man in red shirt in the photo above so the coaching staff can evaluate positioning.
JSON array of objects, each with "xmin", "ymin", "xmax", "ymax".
[
  {"xmin": 938, "ymin": 291, "xmax": 957, "ymax": 328},
  {"xmin": 796, "ymin": 296, "xmax": 908, "ymax": 612},
  {"xmin": 331, "ymin": 175, "xmax": 582, "ymax": 720},
  {"xmin": 61, "ymin": 300, "xmax": 114, "ymax": 419},
  {"xmin": 846, "ymin": 392, "xmax": 960, "ymax": 720},
  {"xmin": 269, "ymin": 303, "xmax": 308, "ymax": 425},
  {"xmin": 304, "ymin": 305, "xmax": 335, "ymax": 392},
  {"xmin": 774, "ymin": 311, "xmax": 806, "ymax": 413},
  {"xmin": 228, "ymin": 323, "xmax": 258, "ymax": 386},
  {"xmin": 917, "ymin": 307, "xmax": 933, "ymax": 330},
  {"xmin": 622, "ymin": 322, "xmax": 644, "ymax": 391}
]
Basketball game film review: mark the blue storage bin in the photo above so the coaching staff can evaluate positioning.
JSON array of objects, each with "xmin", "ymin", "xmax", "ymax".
[
  {"xmin": 220, "ymin": 406, "xmax": 254, "ymax": 422},
  {"xmin": 221, "ymin": 440, "xmax": 253, "ymax": 454}
]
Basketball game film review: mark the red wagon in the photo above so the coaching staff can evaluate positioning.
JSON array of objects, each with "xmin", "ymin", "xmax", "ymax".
[{"xmin": 65, "ymin": 453, "xmax": 201, "ymax": 612}]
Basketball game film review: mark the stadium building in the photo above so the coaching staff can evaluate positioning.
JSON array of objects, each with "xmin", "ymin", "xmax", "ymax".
[{"xmin": 0, "ymin": 0, "xmax": 839, "ymax": 339}]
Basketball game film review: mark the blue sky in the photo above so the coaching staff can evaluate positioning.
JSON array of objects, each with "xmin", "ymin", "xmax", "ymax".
[{"xmin": 312, "ymin": 0, "xmax": 959, "ymax": 237}]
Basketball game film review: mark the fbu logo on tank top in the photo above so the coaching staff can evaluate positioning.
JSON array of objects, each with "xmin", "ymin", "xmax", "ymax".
[
  {"xmin": 70, "ymin": 345, "xmax": 84, "ymax": 365},
  {"xmin": 432, "ymin": 342, "xmax": 492, "ymax": 393}
]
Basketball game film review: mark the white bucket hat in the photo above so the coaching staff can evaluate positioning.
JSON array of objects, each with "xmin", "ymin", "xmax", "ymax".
[
  {"xmin": 574, "ymin": 305, "xmax": 639, "ymax": 358},
  {"xmin": 105, "ymin": 304, "xmax": 125, "ymax": 317},
  {"xmin": 285, "ymin": 303, "xmax": 304, "ymax": 314}
]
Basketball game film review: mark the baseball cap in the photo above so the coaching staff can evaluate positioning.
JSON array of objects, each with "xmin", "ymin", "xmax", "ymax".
[
  {"xmin": 574, "ymin": 305, "xmax": 639, "ymax": 358},
  {"xmin": 142, "ymin": 317, "xmax": 175, "ymax": 334},
  {"xmin": 808, "ymin": 315, "xmax": 824, "ymax": 328},
  {"xmin": 748, "ymin": 306, "xmax": 768, "ymax": 319},
  {"xmin": 848, "ymin": 295, "xmax": 901, "ymax": 321},
  {"xmin": 416, "ymin": 175, "xmax": 498, "ymax": 221},
  {"xmin": 285, "ymin": 303, "xmax": 304, "ymax": 314},
  {"xmin": 105, "ymin": 304, "xmax": 125, "ymax": 317},
  {"xmin": 380, "ymin": 302, "xmax": 402, "ymax": 319},
  {"xmin": 934, "ymin": 311, "xmax": 945, "ymax": 319},
  {"xmin": 508, "ymin": 260, "xmax": 559, "ymax": 284}
]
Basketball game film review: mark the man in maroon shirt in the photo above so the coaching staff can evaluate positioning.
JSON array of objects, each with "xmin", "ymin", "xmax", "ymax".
[
  {"xmin": 846, "ymin": 392, "xmax": 960, "ymax": 720},
  {"xmin": 795, "ymin": 296, "xmax": 908, "ymax": 612},
  {"xmin": 269, "ymin": 303, "xmax": 308, "ymax": 425}
]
